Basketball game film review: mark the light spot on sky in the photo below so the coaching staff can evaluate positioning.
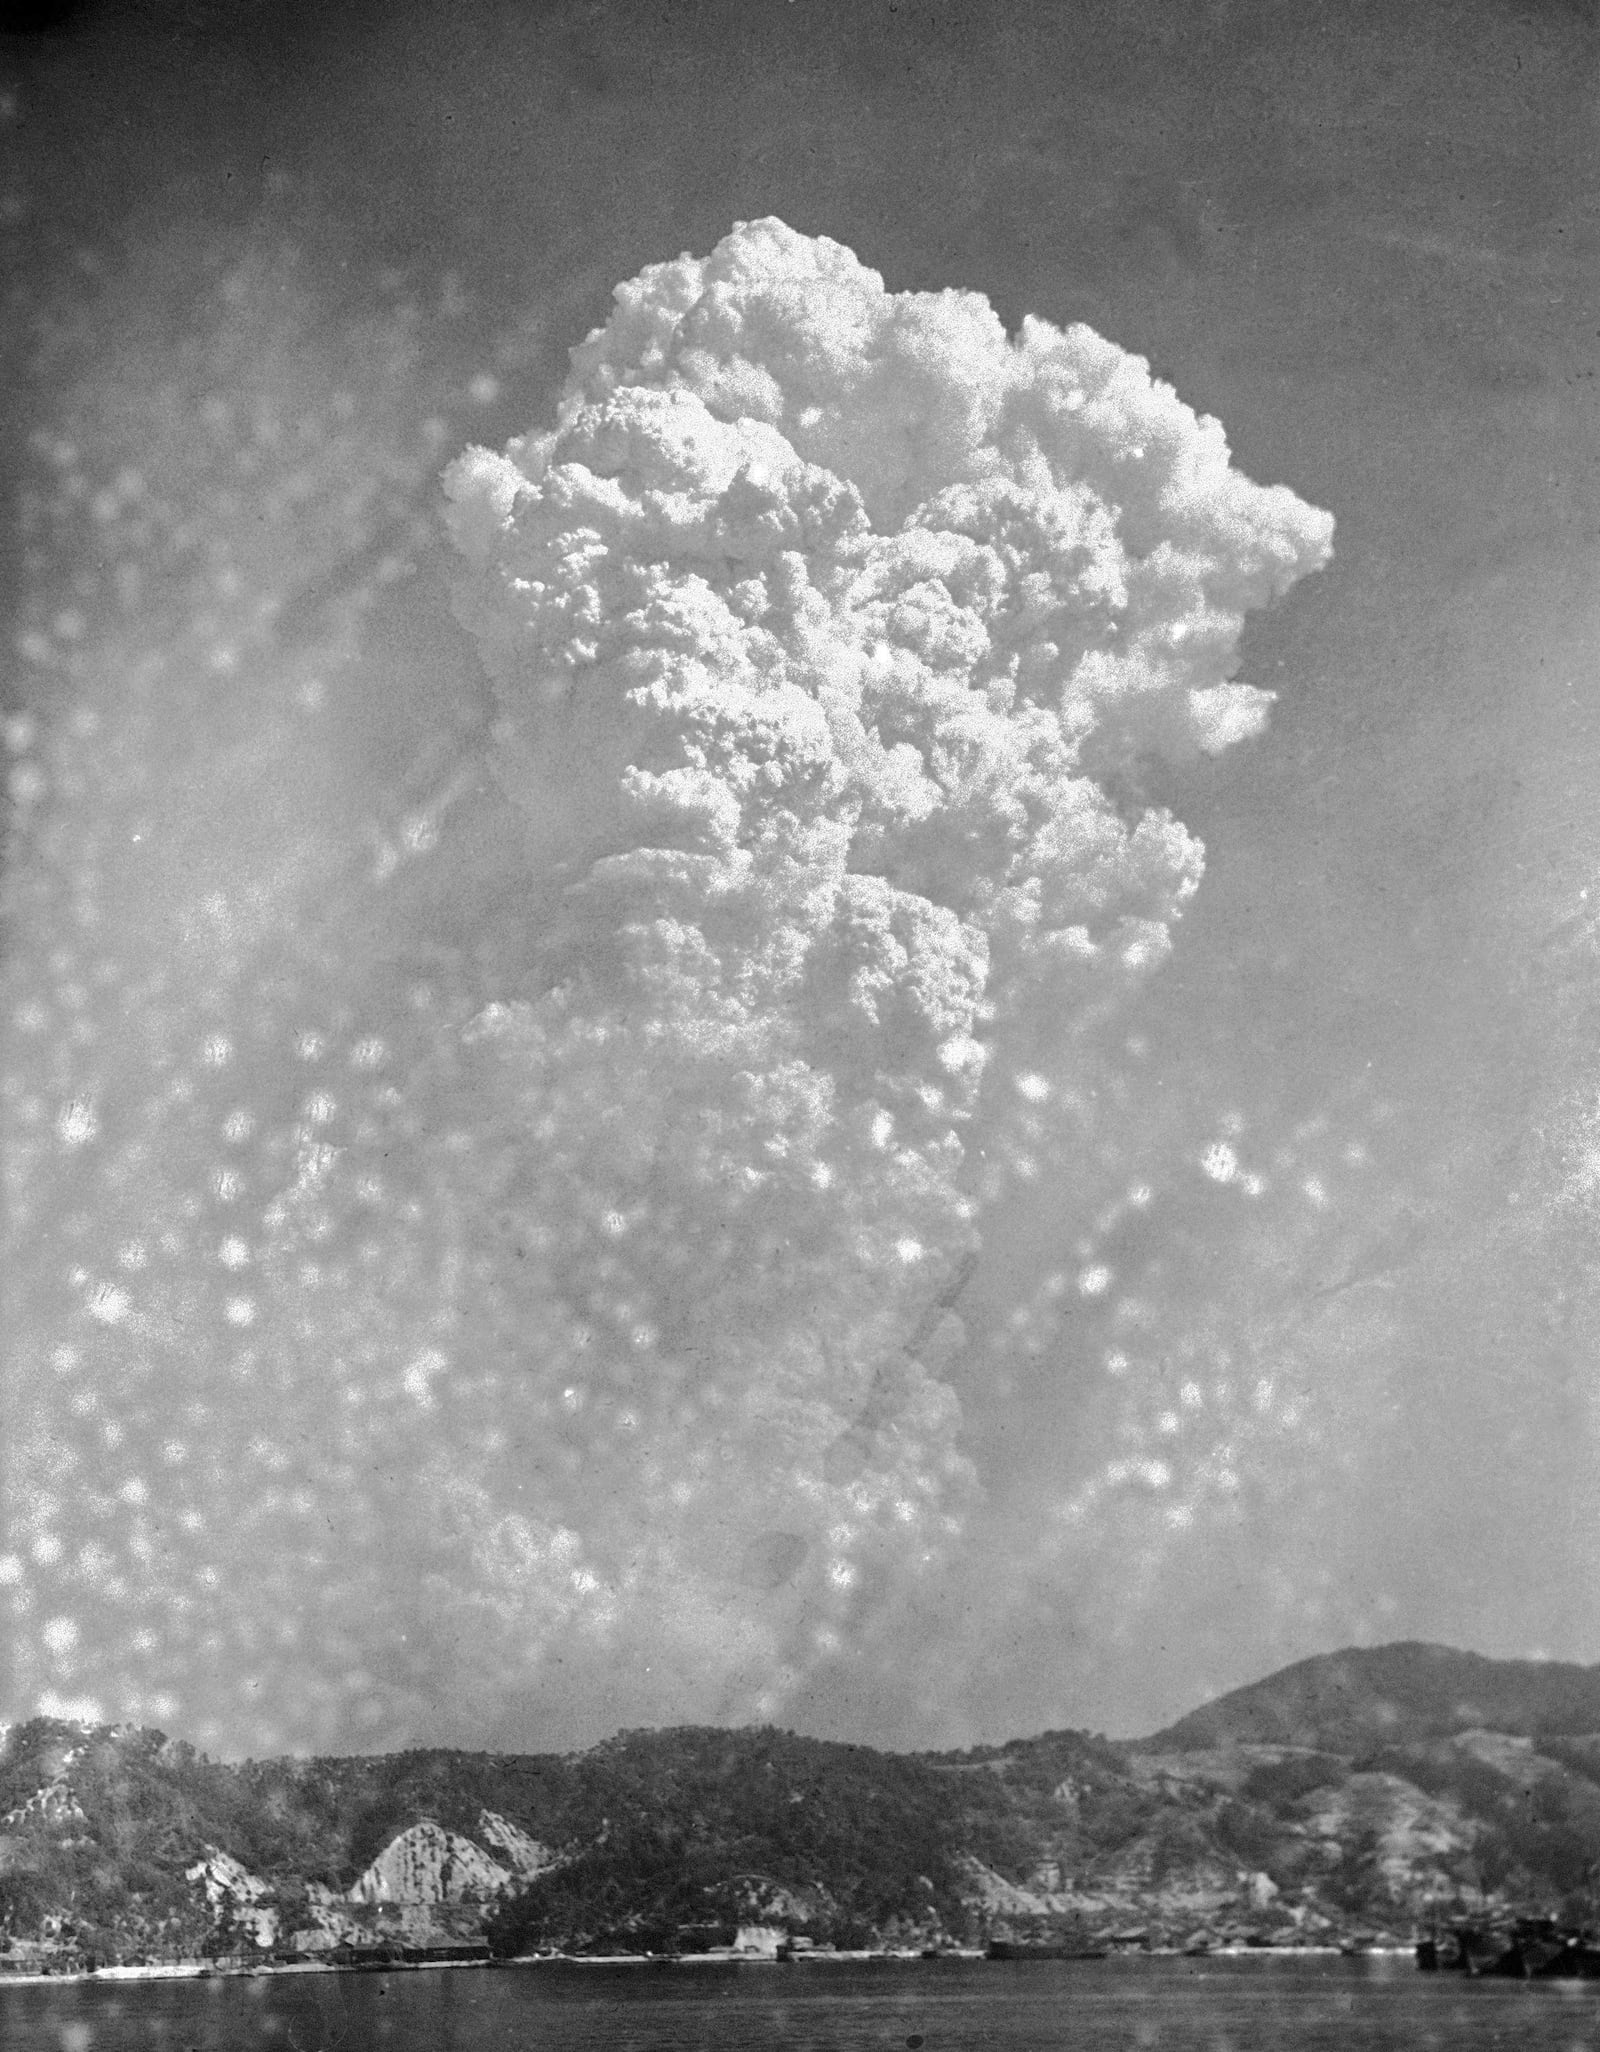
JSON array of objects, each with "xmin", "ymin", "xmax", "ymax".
[
  {"xmin": 56, "ymin": 1098, "xmax": 98, "ymax": 1147},
  {"xmin": 1201, "ymin": 1141, "xmax": 1238, "ymax": 1184},
  {"xmin": 85, "ymin": 1282, "xmax": 131, "ymax": 1326},
  {"xmin": 9, "ymin": 762, "xmax": 46, "ymax": 806},
  {"xmin": 41, "ymin": 1616, "xmax": 79, "ymax": 1659},
  {"xmin": 402, "ymin": 1349, "xmax": 447, "ymax": 1408}
]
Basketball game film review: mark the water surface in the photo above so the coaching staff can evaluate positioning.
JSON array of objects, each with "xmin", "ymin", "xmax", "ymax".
[{"xmin": 6, "ymin": 1955, "xmax": 1600, "ymax": 2051}]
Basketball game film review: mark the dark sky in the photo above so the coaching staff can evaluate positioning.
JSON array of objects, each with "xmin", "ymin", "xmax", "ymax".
[{"xmin": 3, "ymin": 0, "xmax": 1599, "ymax": 1759}]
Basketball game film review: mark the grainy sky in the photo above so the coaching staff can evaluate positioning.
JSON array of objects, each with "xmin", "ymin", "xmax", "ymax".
[{"xmin": 3, "ymin": 0, "xmax": 1599, "ymax": 1761}]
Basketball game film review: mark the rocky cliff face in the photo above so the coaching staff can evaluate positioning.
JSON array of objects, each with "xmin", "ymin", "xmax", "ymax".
[
  {"xmin": 475, "ymin": 1808, "xmax": 557, "ymax": 1879},
  {"xmin": 185, "ymin": 1848, "xmax": 279, "ymax": 1950},
  {"xmin": 348, "ymin": 1820, "xmax": 514, "ymax": 1905},
  {"xmin": 185, "ymin": 1807, "xmax": 560, "ymax": 1956}
]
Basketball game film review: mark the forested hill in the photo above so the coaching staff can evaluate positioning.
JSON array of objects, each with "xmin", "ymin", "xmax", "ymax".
[
  {"xmin": 1143, "ymin": 1643, "xmax": 1600, "ymax": 1753},
  {"xmin": 10, "ymin": 1645, "xmax": 1600, "ymax": 1967}
]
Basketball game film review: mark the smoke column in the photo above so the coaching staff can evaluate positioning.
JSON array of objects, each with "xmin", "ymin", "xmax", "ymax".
[{"xmin": 3, "ymin": 220, "xmax": 1331, "ymax": 1754}]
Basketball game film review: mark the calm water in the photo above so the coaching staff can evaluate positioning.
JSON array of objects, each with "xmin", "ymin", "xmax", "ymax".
[{"xmin": 7, "ymin": 1956, "xmax": 1600, "ymax": 2052}]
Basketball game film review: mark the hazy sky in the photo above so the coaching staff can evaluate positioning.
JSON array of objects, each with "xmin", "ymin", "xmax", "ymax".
[{"xmin": 3, "ymin": 0, "xmax": 1599, "ymax": 1761}]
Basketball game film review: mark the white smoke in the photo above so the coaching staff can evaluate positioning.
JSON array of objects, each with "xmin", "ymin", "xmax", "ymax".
[
  {"xmin": 432, "ymin": 219, "xmax": 1333, "ymax": 1721},
  {"xmin": 1, "ymin": 219, "xmax": 1329, "ymax": 1751}
]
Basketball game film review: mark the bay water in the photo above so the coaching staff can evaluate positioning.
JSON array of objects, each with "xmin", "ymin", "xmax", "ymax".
[{"xmin": 6, "ymin": 1954, "xmax": 1600, "ymax": 2051}]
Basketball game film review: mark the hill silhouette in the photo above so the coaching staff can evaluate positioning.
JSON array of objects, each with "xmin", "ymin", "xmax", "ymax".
[{"xmin": 1144, "ymin": 1643, "xmax": 1600, "ymax": 1753}]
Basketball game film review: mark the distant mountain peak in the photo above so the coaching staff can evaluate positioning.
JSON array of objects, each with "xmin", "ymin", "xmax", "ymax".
[{"xmin": 1142, "ymin": 1642, "xmax": 1600, "ymax": 1753}]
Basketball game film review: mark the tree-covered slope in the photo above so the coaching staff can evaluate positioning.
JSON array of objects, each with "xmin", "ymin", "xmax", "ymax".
[
  {"xmin": 1144, "ymin": 1644, "xmax": 1600, "ymax": 1754},
  {"xmin": 10, "ymin": 1646, "xmax": 1600, "ymax": 1966}
]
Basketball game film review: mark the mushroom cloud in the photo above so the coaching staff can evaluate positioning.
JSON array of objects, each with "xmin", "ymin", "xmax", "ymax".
[{"xmin": 3, "ymin": 219, "xmax": 1332, "ymax": 1754}]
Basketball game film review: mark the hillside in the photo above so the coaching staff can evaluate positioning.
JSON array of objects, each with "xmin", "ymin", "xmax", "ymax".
[
  {"xmin": 1145, "ymin": 1644, "xmax": 1600, "ymax": 1753},
  {"xmin": 7, "ymin": 1645, "xmax": 1600, "ymax": 1968}
]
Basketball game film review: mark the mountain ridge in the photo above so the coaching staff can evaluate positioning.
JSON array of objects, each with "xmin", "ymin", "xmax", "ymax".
[
  {"xmin": 1142, "ymin": 1641, "xmax": 1600, "ymax": 1752},
  {"xmin": 6, "ymin": 1642, "xmax": 1600, "ymax": 1970}
]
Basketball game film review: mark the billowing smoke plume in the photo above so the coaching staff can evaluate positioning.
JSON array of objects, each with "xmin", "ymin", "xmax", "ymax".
[
  {"xmin": 435, "ymin": 220, "xmax": 1332, "ymax": 1718},
  {"xmin": 2, "ymin": 219, "xmax": 1329, "ymax": 1754}
]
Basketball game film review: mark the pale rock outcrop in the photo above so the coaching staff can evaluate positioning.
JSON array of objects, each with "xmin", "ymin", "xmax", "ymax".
[
  {"xmin": 292, "ymin": 1885, "xmax": 369, "ymax": 1952},
  {"xmin": 347, "ymin": 1819, "xmax": 515, "ymax": 1904},
  {"xmin": 1, "ymin": 1780, "xmax": 90, "ymax": 1834},
  {"xmin": 2, "ymin": 1748, "xmax": 92, "ymax": 1840},
  {"xmin": 476, "ymin": 1808, "xmax": 558, "ymax": 1878},
  {"xmin": 959, "ymin": 1857, "xmax": 1070, "ymax": 1919},
  {"xmin": 186, "ymin": 1818, "xmax": 538, "ymax": 1956},
  {"xmin": 1306, "ymin": 1771, "xmax": 1474, "ymax": 1896},
  {"xmin": 1086, "ymin": 1839, "xmax": 1240, "ymax": 1913},
  {"xmin": 184, "ymin": 1846, "xmax": 280, "ymax": 1948},
  {"xmin": 732, "ymin": 1925, "xmax": 784, "ymax": 1957}
]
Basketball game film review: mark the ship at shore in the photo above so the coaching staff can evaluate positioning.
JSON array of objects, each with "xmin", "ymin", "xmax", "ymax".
[{"xmin": 1417, "ymin": 1920, "xmax": 1600, "ymax": 1978}]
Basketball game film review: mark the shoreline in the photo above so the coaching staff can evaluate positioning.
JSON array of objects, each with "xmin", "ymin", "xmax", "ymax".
[{"xmin": 0, "ymin": 1944, "xmax": 1421, "ymax": 1988}]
